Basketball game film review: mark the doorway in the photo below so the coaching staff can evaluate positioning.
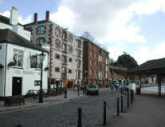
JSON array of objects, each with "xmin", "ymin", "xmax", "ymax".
[{"xmin": 12, "ymin": 77, "xmax": 22, "ymax": 96}]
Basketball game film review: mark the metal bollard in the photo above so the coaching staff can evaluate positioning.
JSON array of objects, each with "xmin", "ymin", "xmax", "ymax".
[
  {"xmin": 64, "ymin": 88, "xmax": 67, "ymax": 98},
  {"xmin": 78, "ymin": 87, "xmax": 80, "ymax": 96},
  {"xmin": 127, "ymin": 89, "xmax": 130, "ymax": 109},
  {"xmin": 117, "ymin": 97, "xmax": 120, "ymax": 116},
  {"xmin": 77, "ymin": 107, "xmax": 82, "ymax": 127},
  {"xmin": 130, "ymin": 90, "xmax": 134, "ymax": 104},
  {"xmin": 16, "ymin": 124, "xmax": 22, "ymax": 127},
  {"xmin": 121, "ymin": 95, "xmax": 123, "ymax": 113},
  {"xmin": 103, "ymin": 101, "xmax": 107, "ymax": 126}
]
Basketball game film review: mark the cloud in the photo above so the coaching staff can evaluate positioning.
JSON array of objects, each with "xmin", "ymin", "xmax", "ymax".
[
  {"xmin": 0, "ymin": 10, "xmax": 32, "ymax": 24},
  {"xmin": 49, "ymin": 0, "xmax": 165, "ymax": 63},
  {"xmin": 133, "ymin": 42, "xmax": 165, "ymax": 64},
  {"xmin": 107, "ymin": 47, "xmax": 124, "ymax": 61},
  {"xmin": 50, "ymin": 6, "xmax": 76, "ymax": 29},
  {"xmin": 49, "ymin": 0, "xmax": 146, "ymax": 44}
]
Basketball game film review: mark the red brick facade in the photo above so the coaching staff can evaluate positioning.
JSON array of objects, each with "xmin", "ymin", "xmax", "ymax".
[{"xmin": 82, "ymin": 38, "xmax": 110, "ymax": 87}]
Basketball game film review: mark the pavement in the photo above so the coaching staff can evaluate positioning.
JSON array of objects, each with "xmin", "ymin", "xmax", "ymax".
[
  {"xmin": 0, "ymin": 89, "xmax": 86, "ymax": 113},
  {"xmin": 0, "ymin": 88, "xmax": 120, "ymax": 127},
  {"xmin": 111, "ymin": 95, "xmax": 165, "ymax": 127},
  {"xmin": 141, "ymin": 85, "xmax": 165, "ymax": 95}
]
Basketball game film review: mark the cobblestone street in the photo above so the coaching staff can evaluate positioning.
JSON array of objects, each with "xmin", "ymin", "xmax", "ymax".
[{"xmin": 0, "ymin": 89, "xmax": 122, "ymax": 127}]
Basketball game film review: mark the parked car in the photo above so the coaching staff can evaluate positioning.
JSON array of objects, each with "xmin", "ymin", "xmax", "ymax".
[{"xmin": 86, "ymin": 84, "xmax": 99, "ymax": 95}]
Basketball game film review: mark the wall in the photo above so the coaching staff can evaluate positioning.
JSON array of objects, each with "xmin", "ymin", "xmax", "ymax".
[
  {"xmin": 5, "ymin": 43, "xmax": 48, "ymax": 96},
  {"xmin": 0, "ymin": 43, "xmax": 7, "ymax": 96},
  {"xmin": 24, "ymin": 21, "xmax": 83, "ymax": 86}
]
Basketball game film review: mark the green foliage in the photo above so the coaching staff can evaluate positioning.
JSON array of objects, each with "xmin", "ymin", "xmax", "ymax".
[{"xmin": 115, "ymin": 53, "xmax": 138, "ymax": 69}]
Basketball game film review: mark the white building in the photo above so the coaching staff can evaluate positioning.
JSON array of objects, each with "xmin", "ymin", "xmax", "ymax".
[
  {"xmin": 0, "ymin": 7, "xmax": 31, "ymax": 41},
  {"xmin": 0, "ymin": 29, "xmax": 48, "ymax": 96}
]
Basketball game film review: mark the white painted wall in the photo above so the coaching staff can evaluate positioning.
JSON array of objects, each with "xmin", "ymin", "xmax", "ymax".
[
  {"xmin": 0, "ymin": 44, "xmax": 7, "ymax": 96},
  {"xmin": 2, "ymin": 43, "xmax": 48, "ymax": 96}
]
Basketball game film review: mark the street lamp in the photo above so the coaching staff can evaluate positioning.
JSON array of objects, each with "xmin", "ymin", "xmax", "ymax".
[{"xmin": 39, "ymin": 52, "xmax": 45, "ymax": 103}]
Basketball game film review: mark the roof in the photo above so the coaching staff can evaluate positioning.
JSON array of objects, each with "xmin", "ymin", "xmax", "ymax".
[
  {"xmin": 0, "ymin": 15, "xmax": 10, "ymax": 25},
  {"xmin": 137, "ymin": 58, "xmax": 165, "ymax": 74},
  {"xmin": 139, "ymin": 58, "xmax": 165, "ymax": 71},
  {"xmin": 81, "ymin": 36, "xmax": 109, "ymax": 55},
  {"xmin": 24, "ymin": 20, "xmax": 51, "ymax": 27},
  {"xmin": 0, "ymin": 29, "xmax": 48, "ymax": 52},
  {"xmin": 0, "ymin": 15, "xmax": 23, "ymax": 26}
]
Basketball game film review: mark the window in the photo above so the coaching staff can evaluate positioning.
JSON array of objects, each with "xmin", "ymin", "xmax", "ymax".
[
  {"xmin": 68, "ymin": 33, "xmax": 73, "ymax": 42},
  {"xmin": 77, "ymin": 39, "xmax": 81, "ymax": 48},
  {"xmin": 30, "ymin": 55, "xmax": 41, "ymax": 68},
  {"xmin": 68, "ymin": 45, "xmax": 73, "ymax": 53},
  {"xmin": 55, "ymin": 54, "xmax": 60, "ymax": 59},
  {"xmin": 55, "ymin": 39, "xmax": 61, "ymax": 49},
  {"xmin": 68, "ymin": 69, "xmax": 72, "ymax": 73},
  {"xmin": 77, "ymin": 70, "xmax": 81, "ymax": 79},
  {"xmin": 61, "ymin": 55, "xmax": 67, "ymax": 63},
  {"xmin": 13, "ymin": 49, "xmax": 24, "ymax": 67},
  {"xmin": 55, "ymin": 67, "xmax": 60, "ymax": 72},
  {"xmin": 77, "ymin": 60, "xmax": 81, "ymax": 68},
  {"xmin": 62, "ymin": 67, "xmax": 67, "ymax": 73},
  {"xmin": 0, "ymin": 45, "xmax": 2, "ymax": 50},
  {"xmin": 62, "ymin": 31, "xmax": 67, "ymax": 40},
  {"xmin": 36, "ymin": 25, "xmax": 46, "ymax": 34},
  {"xmin": 69, "ymin": 58, "xmax": 72, "ymax": 62},
  {"xmin": 36, "ymin": 37, "xmax": 46, "ymax": 46},
  {"xmin": 77, "ymin": 49, "xmax": 81, "ymax": 57}
]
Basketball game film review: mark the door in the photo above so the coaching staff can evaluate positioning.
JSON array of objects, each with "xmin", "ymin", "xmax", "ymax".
[{"xmin": 12, "ymin": 77, "xmax": 22, "ymax": 96}]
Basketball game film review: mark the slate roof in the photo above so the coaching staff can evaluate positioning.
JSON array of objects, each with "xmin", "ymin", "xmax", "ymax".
[
  {"xmin": 0, "ymin": 29, "xmax": 47, "ymax": 52},
  {"xmin": 139, "ymin": 58, "xmax": 165, "ymax": 71},
  {"xmin": 0, "ymin": 15, "xmax": 23, "ymax": 26}
]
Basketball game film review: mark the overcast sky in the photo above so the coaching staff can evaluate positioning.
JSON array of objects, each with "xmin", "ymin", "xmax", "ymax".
[{"xmin": 0, "ymin": 0, "xmax": 165, "ymax": 64}]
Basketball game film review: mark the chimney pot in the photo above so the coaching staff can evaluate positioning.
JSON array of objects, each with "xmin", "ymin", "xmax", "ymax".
[
  {"xmin": 34, "ymin": 13, "xmax": 38, "ymax": 23},
  {"xmin": 46, "ymin": 11, "xmax": 50, "ymax": 22}
]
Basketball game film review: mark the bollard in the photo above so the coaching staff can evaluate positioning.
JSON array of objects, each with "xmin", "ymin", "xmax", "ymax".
[
  {"xmin": 130, "ymin": 90, "xmax": 134, "ymax": 104},
  {"xmin": 78, "ymin": 86, "xmax": 80, "ymax": 96},
  {"xmin": 77, "ymin": 107, "xmax": 82, "ymax": 127},
  {"xmin": 16, "ymin": 124, "xmax": 22, "ymax": 127},
  {"xmin": 120, "ymin": 95, "xmax": 123, "ymax": 113},
  {"xmin": 103, "ymin": 101, "xmax": 107, "ymax": 126},
  {"xmin": 127, "ymin": 89, "xmax": 130, "ymax": 109},
  {"xmin": 117, "ymin": 97, "xmax": 120, "ymax": 116},
  {"xmin": 64, "ymin": 88, "xmax": 67, "ymax": 98}
]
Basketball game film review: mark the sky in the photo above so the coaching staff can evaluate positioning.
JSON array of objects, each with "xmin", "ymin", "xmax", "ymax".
[{"xmin": 0, "ymin": 0, "xmax": 165, "ymax": 64}]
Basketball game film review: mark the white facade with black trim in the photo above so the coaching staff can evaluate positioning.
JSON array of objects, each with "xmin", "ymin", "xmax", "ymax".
[{"xmin": 0, "ymin": 30, "xmax": 48, "ymax": 96}]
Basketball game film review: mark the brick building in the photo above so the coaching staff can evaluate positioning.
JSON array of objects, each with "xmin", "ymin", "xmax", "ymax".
[{"xmin": 82, "ymin": 37, "xmax": 110, "ymax": 87}]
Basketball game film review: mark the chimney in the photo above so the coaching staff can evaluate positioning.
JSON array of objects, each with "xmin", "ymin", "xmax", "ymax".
[
  {"xmin": 46, "ymin": 11, "xmax": 50, "ymax": 22},
  {"xmin": 34, "ymin": 13, "xmax": 38, "ymax": 23},
  {"xmin": 10, "ymin": 6, "xmax": 18, "ymax": 25}
]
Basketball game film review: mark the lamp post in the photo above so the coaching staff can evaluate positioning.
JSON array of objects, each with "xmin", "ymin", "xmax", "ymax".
[{"xmin": 39, "ymin": 52, "xmax": 45, "ymax": 103}]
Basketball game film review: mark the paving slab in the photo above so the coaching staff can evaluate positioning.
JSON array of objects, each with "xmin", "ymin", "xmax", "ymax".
[{"xmin": 111, "ymin": 95, "xmax": 165, "ymax": 127}]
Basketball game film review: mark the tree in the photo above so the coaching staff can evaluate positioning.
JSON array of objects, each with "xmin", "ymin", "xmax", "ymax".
[{"xmin": 115, "ymin": 52, "xmax": 138, "ymax": 69}]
